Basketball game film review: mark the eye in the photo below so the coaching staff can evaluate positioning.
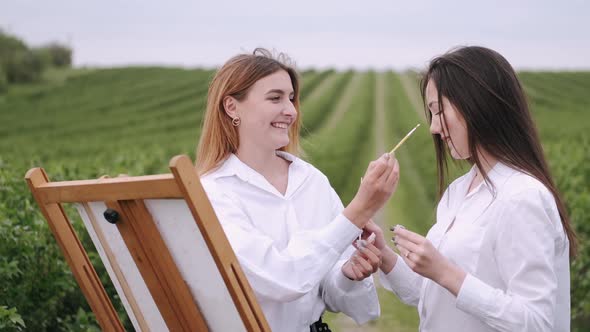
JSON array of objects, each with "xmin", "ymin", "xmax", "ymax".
[
  {"xmin": 269, "ymin": 95, "xmax": 281, "ymax": 102},
  {"xmin": 429, "ymin": 107, "xmax": 442, "ymax": 117}
]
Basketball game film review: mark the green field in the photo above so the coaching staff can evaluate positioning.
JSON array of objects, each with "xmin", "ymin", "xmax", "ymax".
[{"xmin": 0, "ymin": 67, "xmax": 588, "ymax": 331}]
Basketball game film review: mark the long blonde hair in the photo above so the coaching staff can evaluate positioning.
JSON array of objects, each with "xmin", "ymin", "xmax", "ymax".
[{"xmin": 196, "ymin": 48, "xmax": 302, "ymax": 175}]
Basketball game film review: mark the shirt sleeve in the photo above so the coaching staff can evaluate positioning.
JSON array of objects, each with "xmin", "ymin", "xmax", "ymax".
[
  {"xmin": 379, "ymin": 185, "xmax": 452, "ymax": 307},
  {"xmin": 379, "ymin": 254, "xmax": 424, "ymax": 307},
  {"xmin": 319, "ymin": 189, "xmax": 380, "ymax": 324},
  {"xmin": 455, "ymin": 189, "xmax": 564, "ymax": 331},
  {"xmin": 204, "ymin": 184, "xmax": 362, "ymax": 303}
]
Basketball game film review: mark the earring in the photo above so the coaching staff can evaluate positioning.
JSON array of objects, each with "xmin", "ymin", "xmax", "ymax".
[{"xmin": 231, "ymin": 117, "xmax": 241, "ymax": 127}]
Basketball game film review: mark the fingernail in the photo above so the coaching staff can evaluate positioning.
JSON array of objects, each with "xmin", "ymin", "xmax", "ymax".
[{"xmin": 397, "ymin": 224, "xmax": 406, "ymax": 230}]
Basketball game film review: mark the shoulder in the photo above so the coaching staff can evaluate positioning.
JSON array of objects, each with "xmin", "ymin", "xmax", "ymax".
[
  {"xmin": 492, "ymin": 169, "xmax": 565, "ymax": 242},
  {"xmin": 497, "ymin": 170, "xmax": 554, "ymax": 204},
  {"xmin": 199, "ymin": 168, "xmax": 222, "ymax": 194},
  {"xmin": 199, "ymin": 167, "xmax": 237, "ymax": 205},
  {"xmin": 300, "ymin": 158, "xmax": 331, "ymax": 184},
  {"xmin": 280, "ymin": 151, "xmax": 333, "ymax": 189}
]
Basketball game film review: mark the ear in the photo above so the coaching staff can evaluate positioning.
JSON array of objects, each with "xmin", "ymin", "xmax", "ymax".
[{"xmin": 223, "ymin": 96, "xmax": 239, "ymax": 119}]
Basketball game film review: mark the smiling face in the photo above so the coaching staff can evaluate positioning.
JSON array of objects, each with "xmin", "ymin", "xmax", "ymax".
[
  {"xmin": 233, "ymin": 70, "xmax": 297, "ymax": 152},
  {"xmin": 426, "ymin": 79, "xmax": 470, "ymax": 160}
]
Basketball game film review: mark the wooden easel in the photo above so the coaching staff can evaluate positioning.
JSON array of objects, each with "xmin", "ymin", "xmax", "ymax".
[{"xmin": 25, "ymin": 155, "xmax": 270, "ymax": 331}]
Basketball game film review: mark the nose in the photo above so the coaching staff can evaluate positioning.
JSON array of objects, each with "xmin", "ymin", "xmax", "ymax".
[
  {"xmin": 429, "ymin": 116, "xmax": 441, "ymax": 135},
  {"xmin": 283, "ymin": 100, "xmax": 298, "ymax": 119}
]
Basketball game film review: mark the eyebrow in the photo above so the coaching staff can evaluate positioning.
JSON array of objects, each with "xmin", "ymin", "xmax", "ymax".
[{"xmin": 265, "ymin": 89, "xmax": 294, "ymax": 96}]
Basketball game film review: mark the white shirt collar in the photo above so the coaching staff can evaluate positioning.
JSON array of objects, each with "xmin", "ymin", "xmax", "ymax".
[
  {"xmin": 208, "ymin": 151, "xmax": 310, "ymax": 199},
  {"xmin": 464, "ymin": 161, "xmax": 519, "ymax": 198}
]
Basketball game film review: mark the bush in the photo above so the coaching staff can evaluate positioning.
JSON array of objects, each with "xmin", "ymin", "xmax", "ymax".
[
  {"xmin": 0, "ymin": 306, "xmax": 25, "ymax": 332},
  {"xmin": 42, "ymin": 43, "xmax": 72, "ymax": 67},
  {"xmin": 0, "ymin": 67, "xmax": 7, "ymax": 93},
  {"xmin": 0, "ymin": 167, "xmax": 96, "ymax": 330},
  {"xmin": 0, "ymin": 31, "xmax": 28, "ymax": 60},
  {"xmin": 0, "ymin": 30, "xmax": 72, "ymax": 85},
  {"xmin": 2, "ymin": 50, "xmax": 44, "ymax": 83}
]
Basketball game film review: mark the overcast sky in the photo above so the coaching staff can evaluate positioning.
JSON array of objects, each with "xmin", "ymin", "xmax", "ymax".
[{"xmin": 2, "ymin": 0, "xmax": 589, "ymax": 70}]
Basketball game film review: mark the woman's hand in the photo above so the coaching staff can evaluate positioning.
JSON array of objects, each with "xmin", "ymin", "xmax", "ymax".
[
  {"xmin": 392, "ymin": 225, "xmax": 466, "ymax": 296},
  {"xmin": 341, "ymin": 242, "xmax": 382, "ymax": 281},
  {"xmin": 361, "ymin": 220, "xmax": 399, "ymax": 274},
  {"xmin": 344, "ymin": 153, "xmax": 400, "ymax": 228},
  {"xmin": 361, "ymin": 220, "xmax": 386, "ymax": 250}
]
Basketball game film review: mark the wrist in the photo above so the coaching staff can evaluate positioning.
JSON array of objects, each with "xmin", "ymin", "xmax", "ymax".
[
  {"xmin": 437, "ymin": 261, "xmax": 466, "ymax": 296},
  {"xmin": 343, "ymin": 202, "xmax": 371, "ymax": 228},
  {"xmin": 380, "ymin": 247, "xmax": 398, "ymax": 274}
]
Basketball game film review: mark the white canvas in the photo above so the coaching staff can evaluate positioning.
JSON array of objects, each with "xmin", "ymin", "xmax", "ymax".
[{"xmin": 76, "ymin": 199, "xmax": 247, "ymax": 332}]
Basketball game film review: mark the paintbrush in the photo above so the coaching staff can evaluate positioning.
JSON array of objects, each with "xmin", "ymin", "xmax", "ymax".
[
  {"xmin": 389, "ymin": 123, "xmax": 421, "ymax": 154},
  {"xmin": 356, "ymin": 124, "xmax": 420, "ymax": 243}
]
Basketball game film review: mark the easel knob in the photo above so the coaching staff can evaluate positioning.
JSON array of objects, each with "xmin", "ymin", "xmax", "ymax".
[{"xmin": 103, "ymin": 208, "xmax": 120, "ymax": 224}]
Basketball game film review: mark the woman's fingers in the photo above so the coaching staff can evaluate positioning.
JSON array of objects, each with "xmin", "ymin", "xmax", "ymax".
[
  {"xmin": 351, "ymin": 263, "xmax": 364, "ymax": 280},
  {"xmin": 393, "ymin": 226, "xmax": 425, "ymax": 245},
  {"xmin": 385, "ymin": 158, "xmax": 400, "ymax": 187},
  {"xmin": 392, "ymin": 236, "xmax": 420, "ymax": 254},
  {"xmin": 358, "ymin": 248, "xmax": 380, "ymax": 272},
  {"xmin": 363, "ymin": 220, "xmax": 380, "ymax": 233},
  {"xmin": 361, "ymin": 244, "xmax": 381, "ymax": 262},
  {"xmin": 363, "ymin": 221, "xmax": 387, "ymax": 250},
  {"xmin": 364, "ymin": 154, "xmax": 390, "ymax": 183},
  {"xmin": 395, "ymin": 244, "xmax": 419, "ymax": 269},
  {"xmin": 354, "ymin": 255, "xmax": 373, "ymax": 273},
  {"xmin": 395, "ymin": 244, "xmax": 411, "ymax": 260},
  {"xmin": 376, "ymin": 154, "xmax": 395, "ymax": 183},
  {"xmin": 363, "ymin": 242, "xmax": 381, "ymax": 259}
]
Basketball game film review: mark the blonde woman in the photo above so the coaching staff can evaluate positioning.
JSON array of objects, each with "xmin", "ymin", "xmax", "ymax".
[{"xmin": 196, "ymin": 48, "xmax": 400, "ymax": 332}]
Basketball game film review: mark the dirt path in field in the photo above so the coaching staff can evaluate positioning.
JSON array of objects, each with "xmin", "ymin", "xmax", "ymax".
[
  {"xmin": 320, "ymin": 73, "xmax": 364, "ymax": 133},
  {"xmin": 373, "ymin": 72, "xmax": 387, "ymax": 226},
  {"xmin": 399, "ymin": 72, "xmax": 426, "ymax": 121},
  {"xmin": 331, "ymin": 72, "xmax": 425, "ymax": 332},
  {"xmin": 330, "ymin": 72, "xmax": 387, "ymax": 332},
  {"xmin": 303, "ymin": 72, "xmax": 340, "ymax": 104}
]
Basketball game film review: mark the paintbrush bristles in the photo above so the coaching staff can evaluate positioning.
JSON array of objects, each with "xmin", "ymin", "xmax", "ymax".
[{"xmin": 389, "ymin": 123, "xmax": 421, "ymax": 154}]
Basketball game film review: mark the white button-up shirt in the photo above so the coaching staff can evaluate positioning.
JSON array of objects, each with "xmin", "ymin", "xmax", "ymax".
[
  {"xmin": 381, "ymin": 162, "xmax": 570, "ymax": 331},
  {"xmin": 201, "ymin": 152, "xmax": 380, "ymax": 332}
]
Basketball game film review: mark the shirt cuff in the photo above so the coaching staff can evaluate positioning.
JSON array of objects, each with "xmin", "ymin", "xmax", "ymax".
[
  {"xmin": 318, "ymin": 213, "xmax": 362, "ymax": 254},
  {"xmin": 456, "ymin": 273, "xmax": 495, "ymax": 317},
  {"xmin": 334, "ymin": 270, "xmax": 359, "ymax": 292}
]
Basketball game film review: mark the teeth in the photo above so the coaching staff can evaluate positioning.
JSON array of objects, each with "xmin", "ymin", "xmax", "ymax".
[{"xmin": 272, "ymin": 122, "xmax": 288, "ymax": 129}]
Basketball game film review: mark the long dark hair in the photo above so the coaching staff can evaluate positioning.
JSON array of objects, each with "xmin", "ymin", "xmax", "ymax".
[{"xmin": 420, "ymin": 46, "xmax": 577, "ymax": 257}]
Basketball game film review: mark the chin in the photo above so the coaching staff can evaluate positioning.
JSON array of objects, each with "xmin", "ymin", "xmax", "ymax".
[
  {"xmin": 273, "ymin": 136, "xmax": 290, "ymax": 149},
  {"xmin": 453, "ymin": 153, "xmax": 470, "ymax": 160},
  {"xmin": 449, "ymin": 148, "xmax": 469, "ymax": 160}
]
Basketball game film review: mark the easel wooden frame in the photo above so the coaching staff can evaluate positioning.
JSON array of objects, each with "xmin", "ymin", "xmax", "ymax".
[{"xmin": 25, "ymin": 155, "xmax": 270, "ymax": 331}]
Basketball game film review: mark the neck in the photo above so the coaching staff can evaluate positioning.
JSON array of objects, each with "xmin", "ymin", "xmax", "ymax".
[
  {"xmin": 235, "ymin": 141, "xmax": 287, "ymax": 178},
  {"xmin": 474, "ymin": 149, "xmax": 498, "ymax": 177}
]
